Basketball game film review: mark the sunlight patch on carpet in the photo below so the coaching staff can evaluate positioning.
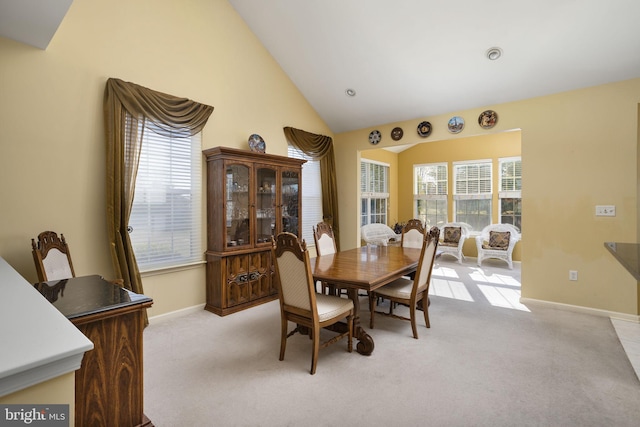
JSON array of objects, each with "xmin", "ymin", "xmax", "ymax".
[
  {"xmin": 477, "ymin": 284, "xmax": 530, "ymax": 311},
  {"xmin": 429, "ymin": 278, "xmax": 474, "ymax": 301}
]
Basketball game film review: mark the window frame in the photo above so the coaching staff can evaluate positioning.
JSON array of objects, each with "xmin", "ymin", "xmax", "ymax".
[
  {"xmin": 288, "ymin": 145, "xmax": 323, "ymax": 245},
  {"xmin": 128, "ymin": 120, "xmax": 203, "ymax": 272},
  {"xmin": 361, "ymin": 159, "xmax": 390, "ymax": 226},
  {"xmin": 499, "ymin": 156, "xmax": 522, "ymax": 230},
  {"xmin": 453, "ymin": 159, "xmax": 493, "ymax": 231},
  {"xmin": 413, "ymin": 162, "xmax": 448, "ymax": 229}
]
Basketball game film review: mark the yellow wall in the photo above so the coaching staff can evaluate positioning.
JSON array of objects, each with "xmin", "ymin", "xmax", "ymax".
[
  {"xmin": 0, "ymin": 0, "xmax": 331, "ymax": 318},
  {"xmin": 335, "ymin": 80, "xmax": 640, "ymax": 316},
  {"xmin": 0, "ymin": 373, "xmax": 76, "ymax": 426}
]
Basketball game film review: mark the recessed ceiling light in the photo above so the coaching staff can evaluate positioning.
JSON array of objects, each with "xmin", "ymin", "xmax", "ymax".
[
  {"xmin": 486, "ymin": 47, "xmax": 503, "ymax": 61},
  {"xmin": 345, "ymin": 88, "xmax": 356, "ymax": 97}
]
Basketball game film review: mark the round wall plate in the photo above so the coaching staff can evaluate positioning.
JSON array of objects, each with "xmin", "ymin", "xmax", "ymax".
[
  {"xmin": 478, "ymin": 110, "xmax": 498, "ymax": 129},
  {"xmin": 447, "ymin": 116, "xmax": 465, "ymax": 134},
  {"xmin": 417, "ymin": 121, "xmax": 432, "ymax": 137},
  {"xmin": 248, "ymin": 134, "xmax": 266, "ymax": 153},
  {"xmin": 391, "ymin": 127, "xmax": 403, "ymax": 141},
  {"xmin": 369, "ymin": 130, "xmax": 382, "ymax": 145}
]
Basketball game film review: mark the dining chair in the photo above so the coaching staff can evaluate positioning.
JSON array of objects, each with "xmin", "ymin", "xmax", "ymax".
[
  {"xmin": 31, "ymin": 231, "xmax": 75, "ymax": 282},
  {"xmin": 312, "ymin": 222, "xmax": 343, "ymax": 295},
  {"xmin": 369, "ymin": 226, "xmax": 440, "ymax": 339},
  {"xmin": 271, "ymin": 232, "xmax": 354, "ymax": 374},
  {"xmin": 31, "ymin": 230, "xmax": 125, "ymax": 286},
  {"xmin": 401, "ymin": 218, "xmax": 426, "ymax": 249}
]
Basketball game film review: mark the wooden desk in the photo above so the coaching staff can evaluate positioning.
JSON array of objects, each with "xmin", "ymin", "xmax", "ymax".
[
  {"xmin": 311, "ymin": 245, "xmax": 422, "ymax": 355},
  {"xmin": 34, "ymin": 275, "xmax": 153, "ymax": 427}
]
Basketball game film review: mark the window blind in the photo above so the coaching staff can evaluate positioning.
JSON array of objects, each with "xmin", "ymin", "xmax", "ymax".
[
  {"xmin": 288, "ymin": 146, "xmax": 323, "ymax": 244},
  {"xmin": 128, "ymin": 121, "xmax": 202, "ymax": 271}
]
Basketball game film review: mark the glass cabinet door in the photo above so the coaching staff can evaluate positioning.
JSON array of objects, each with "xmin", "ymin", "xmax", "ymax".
[
  {"xmin": 281, "ymin": 170, "xmax": 300, "ymax": 236},
  {"xmin": 255, "ymin": 166, "xmax": 277, "ymax": 245},
  {"xmin": 225, "ymin": 163, "xmax": 250, "ymax": 248}
]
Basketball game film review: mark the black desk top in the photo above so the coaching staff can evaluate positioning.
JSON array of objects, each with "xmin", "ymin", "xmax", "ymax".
[
  {"xmin": 34, "ymin": 275, "xmax": 152, "ymax": 320},
  {"xmin": 604, "ymin": 242, "xmax": 640, "ymax": 281}
]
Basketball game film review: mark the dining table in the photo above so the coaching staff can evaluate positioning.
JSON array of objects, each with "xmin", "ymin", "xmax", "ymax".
[{"xmin": 310, "ymin": 244, "xmax": 422, "ymax": 355}]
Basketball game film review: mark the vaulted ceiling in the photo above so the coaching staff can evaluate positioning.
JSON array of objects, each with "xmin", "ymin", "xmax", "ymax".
[
  {"xmin": 229, "ymin": 0, "xmax": 640, "ymax": 133},
  {"xmin": 3, "ymin": 0, "xmax": 640, "ymax": 136}
]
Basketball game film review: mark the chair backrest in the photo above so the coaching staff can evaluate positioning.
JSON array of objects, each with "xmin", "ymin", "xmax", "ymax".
[
  {"xmin": 31, "ymin": 231, "xmax": 75, "ymax": 282},
  {"xmin": 361, "ymin": 223, "xmax": 398, "ymax": 246},
  {"xmin": 313, "ymin": 222, "xmax": 337, "ymax": 256},
  {"xmin": 272, "ymin": 232, "xmax": 316, "ymax": 313},
  {"xmin": 412, "ymin": 227, "xmax": 441, "ymax": 296},
  {"xmin": 401, "ymin": 219, "xmax": 426, "ymax": 249}
]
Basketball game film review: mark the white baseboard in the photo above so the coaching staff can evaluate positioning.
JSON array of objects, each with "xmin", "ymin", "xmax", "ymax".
[
  {"xmin": 148, "ymin": 303, "xmax": 206, "ymax": 324},
  {"xmin": 520, "ymin": 297, "xmax": 640, "ymax": 323}
]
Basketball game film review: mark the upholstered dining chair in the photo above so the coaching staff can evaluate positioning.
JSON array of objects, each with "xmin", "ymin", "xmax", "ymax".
[
  {"xmin": 312, "ymin": 222, "xmax": 343, "ymax": 295},
  {"xmin": 31, "ymin": 231, "xmax": 75, "ymax": 282},
  {"xmin": 475, "ymin": 223, "xmax": 521, "ymax": 269},
  {"xmin": 438, "ymin": 222, "xmax": 472, "ymax": 263},
  {"xmin": 401, "ymin": 218, "xmax": 426, "ymax": 249},
  {"xmin": 369, "ymin": 226, "xmax": 440, "ymax": 339},
  {"xmin": 271, "ymin": 232, "xmax": 354, "ymax": 375}
]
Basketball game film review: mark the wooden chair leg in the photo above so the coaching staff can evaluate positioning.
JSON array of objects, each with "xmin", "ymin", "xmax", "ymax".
[
  {"xmin": 279, "ymin": 318, "xmax": 288, "ymax": 361},
  {"xmin": 422, "ymin": 297, "xmax": 430, "ymax": 329},
  {"xmin": 310, "ymin": 325, "xmax": 320, "ymax": 375},
  {"xmin": 409, "ymin": 305, "xmax": 418, "ymax": 339},
  {"xmin": 347, "ymin": 314, "xmax": 353, "ymax": 353}
]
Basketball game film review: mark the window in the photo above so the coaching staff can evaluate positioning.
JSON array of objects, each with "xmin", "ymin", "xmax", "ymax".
[
  {"xmin": 128, "ymin": 120, "xmax": 203, "ymax": 271},
  {"xmin": 288, "ymin": 146, "xmax": 323, "ymax": 245},
  {"xmin": 361, "ymin": 160, "xmax": 389, "ymax": 226},
  {"xmin": 499, "ymin": 157, "xmax": 522, "ymax": 230},
  {"xmin": 413, "ymin": 163, "xmax": 448, "ymax": 228},
  {"xmin": 454, "ymin": 160, "xmax": 492, "ymax": 231}
]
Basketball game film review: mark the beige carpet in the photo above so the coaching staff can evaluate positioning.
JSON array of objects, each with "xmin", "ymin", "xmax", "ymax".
[{"xmin": 143, "ymin": 258, "xmax": 640, "ymax": 426}]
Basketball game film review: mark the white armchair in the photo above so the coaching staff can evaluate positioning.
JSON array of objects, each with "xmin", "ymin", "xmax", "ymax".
[
  {"xmin": 361, "ymin": 223, "xmax": 401, "ymax": 246},
  {"xmin": 475, "ymin": 224, "xmax": 521, "ymax": 269},
  {"xmin": 438, "ymin": 222, "xmax": 472, "ymax": 263}
]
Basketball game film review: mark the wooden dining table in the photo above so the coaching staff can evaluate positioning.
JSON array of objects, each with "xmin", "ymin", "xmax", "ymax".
[{"xmin": 310, "ymin": 244, "xmax": 422, "ymax": 355}]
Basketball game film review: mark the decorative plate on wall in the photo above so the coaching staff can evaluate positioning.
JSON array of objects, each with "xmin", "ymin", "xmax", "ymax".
[
  {"xmin": 447, "ymin": 116, "xmax": 465, "ymax": 134},
  {"xmin": 248, "ymin": 134, "xmax": 266, "ymax": 153},
  {"xmin": 369, "ymin": 130, "xmax": 382, "ymax": 145},
  {"xmin": 417, "ymin": 121, "xmax": 432, "ymax": 137},
  {"xmin": 478, "ymin": 110, "xmax": 498, "ymax": 129},
  {"xmin": 391, "ymin": 127, "xmax": 404, "ymax": 141}
]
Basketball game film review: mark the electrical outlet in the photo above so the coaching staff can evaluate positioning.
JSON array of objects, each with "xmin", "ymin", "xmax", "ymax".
[
  {"xmin": 569, "ymin": 270, "xmax": 578, "ymax": 281},
  {"xmin": 595, "ymin": 205, "xmax": 616, "ymax": 216}
]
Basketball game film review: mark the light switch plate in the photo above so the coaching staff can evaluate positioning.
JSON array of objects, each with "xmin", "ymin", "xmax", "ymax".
[{"xmin": 595, "ymin": 205, "xmax": 616, "ymax": 216}]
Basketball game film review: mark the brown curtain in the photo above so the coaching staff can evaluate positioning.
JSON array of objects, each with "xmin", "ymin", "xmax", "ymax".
[
  {"xmin": 283, "ymin": 127, "xmax": 341, "ymax": 250},
  {"xmin": 104, "ymin": 78, "xmax": 213, "ymax": 324}
]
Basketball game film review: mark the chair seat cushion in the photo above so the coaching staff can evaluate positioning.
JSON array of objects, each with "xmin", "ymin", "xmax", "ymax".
[
  {"xmin": 439, "ymin": 241, "xmax": 459, "ymax": 248},
  {"xmin": 374, "ymin": 277, "xmax": 414, "ymax": 299},
  {"xmin": 443, "ymin": 226, "xmax": 461, "ymax": 244},
  {"xmin": 315, "ymin": 294, "xmax": 354, "ymax": 322}
]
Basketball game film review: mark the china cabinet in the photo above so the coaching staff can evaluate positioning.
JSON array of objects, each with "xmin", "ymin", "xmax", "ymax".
[{"xmin": 203, "ymin": 146, "xmax": 305, "ymax": 316}]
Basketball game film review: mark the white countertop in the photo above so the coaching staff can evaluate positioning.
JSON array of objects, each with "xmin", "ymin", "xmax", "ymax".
[{"xmin": 0, "ymin": 257, "xmax": 93, "ymax": 397}]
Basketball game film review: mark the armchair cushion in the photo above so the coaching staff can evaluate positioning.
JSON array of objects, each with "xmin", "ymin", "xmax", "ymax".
[
  {"xmin": 443, "ymin": 226, "xmax": 462, "ymax": 244},
  {"xmin": 485, "ymin": 231, "xmax": 511, "ymax": 250}
]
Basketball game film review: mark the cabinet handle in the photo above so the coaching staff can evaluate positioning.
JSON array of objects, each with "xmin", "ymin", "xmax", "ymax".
[
  {"xmin": 249, "ymin": 272, "xmax": 260, "ymax": 281},
  {"xmin": 238, "ymin": 274, "xmax": 248, "ymax": 282}
]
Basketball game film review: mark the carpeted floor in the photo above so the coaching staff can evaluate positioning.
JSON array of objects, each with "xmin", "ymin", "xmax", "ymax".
[{"xmin": 143, "ymin": 258, "xmax": 640, "ymax": 426}]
